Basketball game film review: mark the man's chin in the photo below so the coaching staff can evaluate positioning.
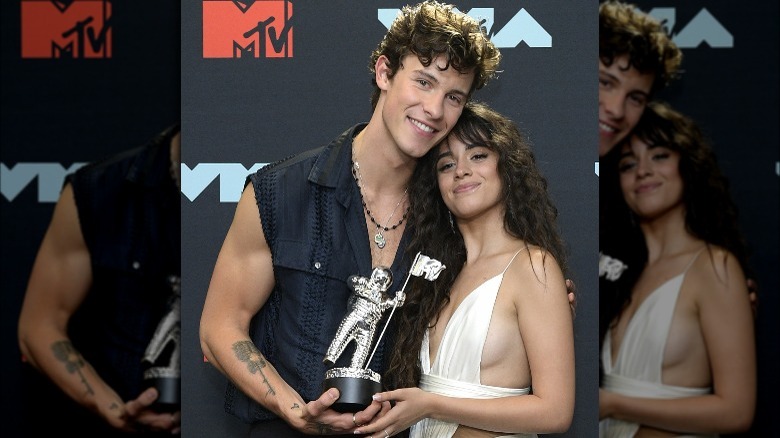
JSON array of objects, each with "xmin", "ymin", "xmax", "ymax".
[{"xmin": 598, "ymin": 141, "xmax": 614, "ymax": 158}]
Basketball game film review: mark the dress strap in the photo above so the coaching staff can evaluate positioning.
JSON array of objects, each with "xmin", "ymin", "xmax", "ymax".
[
  {"xmin": 501, "ymin": 247, "xmax": 529, "ymax": 275},
  {"xmin": 682, "ymin": 246, "xmax": 707, "ymax": 274}
]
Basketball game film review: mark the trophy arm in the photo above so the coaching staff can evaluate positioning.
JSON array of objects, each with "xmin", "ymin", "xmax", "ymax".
[
  {"xmin": 142, "ymin": 309, "xmax": 180, "ymax": 364},
  {"xmin": 394, "ymin": 291, "xmax": 406, "ymax": 307}
]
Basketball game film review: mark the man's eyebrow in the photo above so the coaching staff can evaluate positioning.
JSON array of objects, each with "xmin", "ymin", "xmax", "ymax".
[
  {"xmin": 629, "ymin": 89, "xmax": 650, "ymax": 98},
  {"xmin": 599, "ymin": 69, "xmax": 618, "ymax": 82}
]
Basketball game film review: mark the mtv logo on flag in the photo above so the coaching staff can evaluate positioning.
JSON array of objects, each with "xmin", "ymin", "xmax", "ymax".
[
  {"xmin": 410, "ymin": 253, "xmax": 446, "ymax": 282},
  {"xmin": 202, "ymin": 0, "xmax": 293, "ymax": 58},
  {"xmin": 21, "ymin": 0, "xmax": 112, "ymax": 59}
]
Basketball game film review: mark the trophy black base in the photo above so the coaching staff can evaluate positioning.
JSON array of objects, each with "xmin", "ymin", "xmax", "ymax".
[
  {"xmin": 323, "ymin": 367, "xmax": 382, "ymax": 413},
  {"xmin": 145, "ymin": 377, "xmax": 180, "ymax": 413}
]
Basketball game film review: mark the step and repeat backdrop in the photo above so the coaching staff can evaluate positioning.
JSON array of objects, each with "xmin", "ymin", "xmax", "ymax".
[{"xmin": 181, "ymin": 1, "xmax": 598, "ymax": 436}]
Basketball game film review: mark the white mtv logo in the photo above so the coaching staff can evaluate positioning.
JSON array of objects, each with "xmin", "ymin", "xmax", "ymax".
[
  {"xmin": 0, "ymin": 162, "xmax": 265, "ymax": 203},
  {"xmin": 181, "ymin": 163, "xmax": 266, "ymax": 202},
  {"xmin": 650, "ymin": 7, "xmax": 733, "ymax": 48},
  {"xmin": 1, "ymin": 162, "xmax": 87, "ymax": 202},
  {"xmin": 378, "ymin": 7, "xmax": 552, "ymax": 48}
]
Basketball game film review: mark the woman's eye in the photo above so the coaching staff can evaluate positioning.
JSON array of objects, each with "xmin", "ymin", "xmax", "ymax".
[
  {"xmin": 437, "ymin": 162, "xmax": 455, "ymax": 172},
  {"xmin": 618, "ymin": 161, "xmax": 636, "ymax": 172},
  {"xmin": 652, "ymin": 153, "xmax": 670, "ymax": 161}
]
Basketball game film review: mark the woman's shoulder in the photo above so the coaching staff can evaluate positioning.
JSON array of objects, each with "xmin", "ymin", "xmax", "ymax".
[
  {"xmin": 688, "ymin": 244, "xmax": 747, "ymax": 297},
  {"xmin": 693, "ymin": 244, "xmax": 741, "ymax": 274},
  {"xmin": 504, "ymin": 243, "xmax": 565, "ymax": 290}
]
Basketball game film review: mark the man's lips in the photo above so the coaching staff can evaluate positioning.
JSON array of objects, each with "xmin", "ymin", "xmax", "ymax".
[{"xmin": 409, "ymin": 117, "xmax": 436, "ymax": 134}]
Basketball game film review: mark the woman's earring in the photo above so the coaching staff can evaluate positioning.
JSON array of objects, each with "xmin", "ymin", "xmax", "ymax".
[{"xmin": 448, "ymin": 210, "xmax": 455, "ymax": 233}]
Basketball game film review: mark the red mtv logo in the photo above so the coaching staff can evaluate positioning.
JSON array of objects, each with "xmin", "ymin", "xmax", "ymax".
[
  {"xmin": 203, "ymin": 0, "xmax": 293, "ymax": 58},
  {"xmin": 21, "ymin": 0, "xmax": 112, "ymax": 59}
]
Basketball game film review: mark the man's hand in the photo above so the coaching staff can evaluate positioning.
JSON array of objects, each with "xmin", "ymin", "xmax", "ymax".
[
  {"xmin": 294, "ymin": 388, "xmax": 384, "ymax": 435},
  {"xmin": 566, "ymin": 279, "xmax": 577, "ymax": 318},
  {"xmin": 747, "ymin": 278, "xmax": 758, "ymax": 319},
  {"xmin": 121, "ymin": 387, "xmax": 180, "ymax": 434}
]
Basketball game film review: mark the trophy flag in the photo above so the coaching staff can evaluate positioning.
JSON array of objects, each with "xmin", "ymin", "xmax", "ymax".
[
  {"xmin": 409, "ymin": 252, "xmax": 447, "ymax": 281},
  {"xmin": 365, "ymin": 252, "xmax": 445, "ymax": 369}
]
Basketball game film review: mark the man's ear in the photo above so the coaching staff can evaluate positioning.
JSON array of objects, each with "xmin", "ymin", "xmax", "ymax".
[{"xmin": 375, "ymin": 55, "xmax": 392, "ymax": 90}]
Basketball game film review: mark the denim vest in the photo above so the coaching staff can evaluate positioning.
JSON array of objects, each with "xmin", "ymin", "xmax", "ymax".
[
  {"xmin": 225, "ymin": 125, "xmax": 411, "ymax": 423},
  {"xmin": 66, "ymin": 125, "xmax": 181, "ymax": 403}
]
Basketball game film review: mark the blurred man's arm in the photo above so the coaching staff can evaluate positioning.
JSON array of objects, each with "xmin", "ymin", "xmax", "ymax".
[{"xmin": 17, "ymin": 183, "xmax": 178, "ymax": 433}]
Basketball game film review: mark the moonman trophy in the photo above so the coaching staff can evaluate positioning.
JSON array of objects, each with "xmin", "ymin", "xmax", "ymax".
[
  {"xmin": 323, "ymin": 253, "xmax": 446, "ymax": 412},
  {"xmin": 142, "ymin": 274, "xmax": 181, "ymax": 412}
]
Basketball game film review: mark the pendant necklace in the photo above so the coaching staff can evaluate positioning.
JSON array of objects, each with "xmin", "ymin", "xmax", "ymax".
[{"xmin": 351, "ymin": 160, "xmax": 409, "ymax": 249}]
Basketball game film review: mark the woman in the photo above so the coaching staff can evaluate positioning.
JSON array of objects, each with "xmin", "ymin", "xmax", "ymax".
[
  {"xmin": 599, "ymin": 101, "xmax": 756, "ymax": 437},
  {"xmin": 353, "ymin": 102, "xmax": 575, "ymax": 437}
]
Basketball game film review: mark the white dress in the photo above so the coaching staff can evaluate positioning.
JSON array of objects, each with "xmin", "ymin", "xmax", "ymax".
[
  {"xmin": 409, "ymin": 249, "xmax": 536, "ymax": 438},
  {"xmin": 600, "ymin": 248, "xmax": 716, "ymax": 438}
]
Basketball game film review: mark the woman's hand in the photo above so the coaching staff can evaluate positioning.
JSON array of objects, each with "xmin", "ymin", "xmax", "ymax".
[{"xmin": 353, "ymin": 388, "xmax": 432, "ymax": 437}]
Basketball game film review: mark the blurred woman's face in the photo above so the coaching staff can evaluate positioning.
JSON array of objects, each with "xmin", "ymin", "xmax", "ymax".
[{"xmin": 618, "ymin": 135, "xmax": 684, "ymax": 221}]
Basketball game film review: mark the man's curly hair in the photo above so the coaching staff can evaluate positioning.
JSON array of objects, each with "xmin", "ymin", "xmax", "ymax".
[
  {"xmin": 599, "ymin": 0, "xmax": 683, "ymax": 94},
  {"xmin": 369, "ymin": 1, "xmax": 502, "ymax": 109}
]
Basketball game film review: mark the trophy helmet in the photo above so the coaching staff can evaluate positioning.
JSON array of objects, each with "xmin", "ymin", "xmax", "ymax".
[{"xmin": 370, "ymin": 266, "xmax": 393, "ymax": 290}]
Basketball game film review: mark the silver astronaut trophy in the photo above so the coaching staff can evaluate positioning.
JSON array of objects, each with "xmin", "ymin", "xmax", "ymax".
[
  {"xmin": 323, "ymin": 253, "xmax": 445, "ymax": 412},
  {"xmin": 142, "ymin": 274, "xmax": 181, "ymax": 412}
]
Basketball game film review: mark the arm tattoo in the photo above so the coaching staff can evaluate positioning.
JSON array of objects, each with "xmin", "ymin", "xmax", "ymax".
[
  {"xmin": 51, "ymin": 340, "xmax": 94, "ymax": 396},
  {"xmin": 291, "ymin": 403, "xmax": 300, "ymax": 410},
  {"xmin": 232, "ymin": 340, "xmax": 276, "ymax": 397}
]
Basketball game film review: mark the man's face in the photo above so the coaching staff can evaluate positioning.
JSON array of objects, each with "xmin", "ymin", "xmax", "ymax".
[
  {"xmin": 376, "ymin": 53, "xmax": 475, "ymax": 159},
  {"xmin": 598, "ymin": 54, "xmax": 655, "ymax": 157}
]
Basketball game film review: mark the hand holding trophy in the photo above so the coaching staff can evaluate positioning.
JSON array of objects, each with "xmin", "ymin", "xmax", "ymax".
[
  {"xmin": 141, "ymin": 274, "xmax": 181, "ymax": 412},
  {"xmin": 323, "ymin": 253, "xmax": 445, "ymax": 412}
]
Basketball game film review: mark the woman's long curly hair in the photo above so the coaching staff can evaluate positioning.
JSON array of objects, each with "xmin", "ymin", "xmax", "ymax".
[
  {"xmin": 600, "ymin": 101, "xmax": 753, "ymax": 341},
  {"xmin": 385, "ymin": 101, "xmax": 569, "ymax": 389},
  {"xmin": 369, "ymin": 0, "xmax": 502, "ymax": 109}
]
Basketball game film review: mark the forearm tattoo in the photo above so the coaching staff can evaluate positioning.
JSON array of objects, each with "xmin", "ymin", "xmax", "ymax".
[
  {"xmin": 51, "ymin": 340, "xmax": 94, "ymax": 396},
  {"xmin": 232, "ymin": 340, "xmax": 276, "ymax": 397}
]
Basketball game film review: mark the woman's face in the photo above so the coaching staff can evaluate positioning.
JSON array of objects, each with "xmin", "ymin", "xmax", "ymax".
[
  {"xmin": 435, "ymin": 134, "xmax": 503, "ymax": 222},
  {"xmin": 618, "ymin": 135, "xmax": 684, "ymax": 221}
]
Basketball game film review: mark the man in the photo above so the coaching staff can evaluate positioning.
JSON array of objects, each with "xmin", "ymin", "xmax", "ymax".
[
  {"xmin": 598, "ymin": 0, "xmax": 682, "ymax": 157},
  {"xmin": 199, "ymin": 2, "xmax": 501, "ymax": 436},
  {"xmin": 17, "ymin": 124, "xmax": 182, "ymax": 435}
]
